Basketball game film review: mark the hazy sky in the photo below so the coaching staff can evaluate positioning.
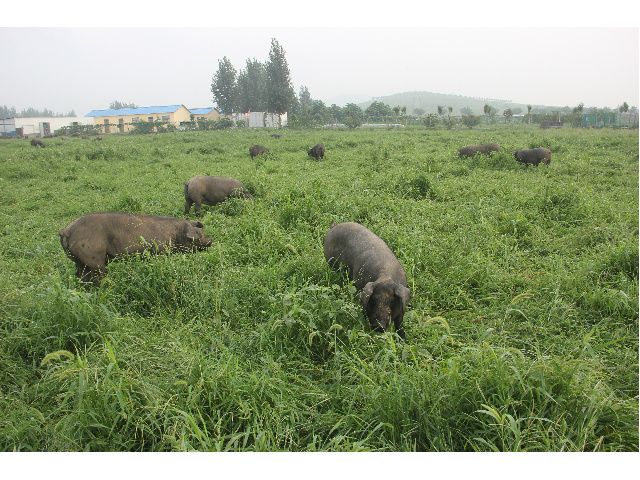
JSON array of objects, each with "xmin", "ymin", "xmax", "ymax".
[{"xmin": 1, "ymin": 4, "xmax": 638, "ymax": 116}]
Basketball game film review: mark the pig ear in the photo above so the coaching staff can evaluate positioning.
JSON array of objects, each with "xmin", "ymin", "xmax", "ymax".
[
  {"xmin": 190, "ymin": 221, "xmax": 204, "ymax": 229},
  {"xmin": 394, "ymin": 284, "xmax": 411, "ymax": 306},
  {"xmin": 185, "ymin": 225, "xmax": 199, "ymax": 240},
  {"xmin": 359, "ymin": 282, "xmax": 376, "ymax": 309}
]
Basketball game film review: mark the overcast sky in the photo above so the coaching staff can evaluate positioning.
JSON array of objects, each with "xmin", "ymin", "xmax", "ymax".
[{"xmin": 1, "ymin": 4, "xmax": 638, "ymax": 116}]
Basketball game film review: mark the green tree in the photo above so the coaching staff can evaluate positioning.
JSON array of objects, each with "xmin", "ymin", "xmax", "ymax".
[
  {"xmin": 445, "ymin": 106, "xmax": 454, "ymax": 129},
  {"xmin": 19, "ymin": 107, "xmax": 57, "ymax": 117},
  {"xmin": 236, "ymin": 59, "xmax": 266, "ymax": 112},
  {"xmin": 461, "ymin": 106, "xmax": 473, "ymax": 116},
  {"xmin": 265, "ymin": 38, "xmax": 295, "ymax": 116},
  {"xmin": 109, "ymin": 100, "xmax": 138, "ymax": 110},
  {"xmin": 311, "ymin": 100, "xmax": 330, "ymax": 126},
  {"xmin": 1, "ymin": 105, "xmax": 17, "ymax": 118},
  {"xmin": 572, "ymin": 102, "xmax": 584, "ymax": 114},
  {"xmin": 423, "ymin": 113, "xmax": 439, "ymax": 129},
  {"xmin": 437, "ymin": 105, "xmax": 444, "ymax": 116},
  {"xmin": 330, "ymin": 104, "xmax": 344, "ymax": 124},
  {"xmin": 527, "ymin": 105, "xmax": 532, "ymax": 125},
  {"xmin": 290, "ymin": 86, "xmax": 313, "ymax": 128},
  {"xmin": 343, "ymin": 103, "xmax": 363, "ymax": 129},
  {"xmin": 392, "ymin": 106, "xmax": 400, "ymax": 122},
  {"xmin": 619, "ymin": 102, "xmax": 629, "ymax": 113},
  {"xmin": 462, "ymin": 114, "xmax": 481, "ymax": 129},
  {"xmin": 503, "ymin": 108, "xmax": 513, "ymax": 123},
  {"xmin": 365, "ymin": 101, "xmax": 393, "ymax": 122},
  {"xmin": 413, "ymin": 108, "xmax": 425, "ymax": 116},
  {"xmin": 483, "ymin": 103, "xmax": 492, "ymax": 123},
  {"xmin": 211, "ymin": 56, "xmax": 237, "ymax": 115},
  {"xmin": 299, "ymin": 86, "xmax": 313, "ymax": 110}
]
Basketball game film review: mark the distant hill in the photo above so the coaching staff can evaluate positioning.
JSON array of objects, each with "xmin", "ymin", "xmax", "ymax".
[{"xmin": 356, "ymin": 91, "xmax": 564, "ymax": 116}]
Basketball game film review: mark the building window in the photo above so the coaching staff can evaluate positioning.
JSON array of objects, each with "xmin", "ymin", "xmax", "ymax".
[
  {"xmin": 148, "ymin": 117, "xmax": 153, "ymax": 122},
  {"xmin": 162, "ymin": 116, "xmax": 170, "ymax": 121},
  {"xmin": 132, "ymin": 117, "xmax": 139, "ymax": 123}
]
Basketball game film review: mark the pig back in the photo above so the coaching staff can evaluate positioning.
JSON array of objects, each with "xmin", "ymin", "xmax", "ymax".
[
  {"xmin": 186, "ymin": 175, "xmax": 252, "ymax": 204},
  {"xmin": 323, "ymin": 222, "xmax": 407, "ymax": 290},
  {"xmin": 61, "ymin": 213, "xmax": 206, "ymax": 258}
]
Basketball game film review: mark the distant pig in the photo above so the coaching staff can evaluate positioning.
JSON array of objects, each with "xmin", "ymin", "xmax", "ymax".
[
  {"xmin": 513, "ymin": 147, "xmax": 552, "ymax": 166},
  {"xmin": 308, "ymin": 142, "xmax": 325, "ymax": 160},
  {"xmin": 59, "ymin": 212, "xmax": 212, "ymax": 286},
  {"xmin": 249, "ymin": 144, "xmax": 270, "ymax": 160},
  {"xmin": 457, "ymin": 143, "xmax": 501, "ymax": 157},
  {"xmin": 30, "ymin": 138, "xmax": 45, "ymax": 148},
  {"xmin": 323, "ymin": 221, "xmax": 411, "ymax": 339},
  {"xmin": 184, "ymin": 175, "xmax": 254, "ymax": 216}
]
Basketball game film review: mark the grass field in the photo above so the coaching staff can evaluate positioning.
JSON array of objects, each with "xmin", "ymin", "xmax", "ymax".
[{"xmin": 0, "ymin": 126, "xmax": 638, "ymax": 451}]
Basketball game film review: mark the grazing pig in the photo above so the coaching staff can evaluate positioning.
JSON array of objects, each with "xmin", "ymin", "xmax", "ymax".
[
  {"xmin": 59, "ymin": 212, "xmax": 213, "ymax": 286},
  {"xmin": 30, "ymin": 138, "xmax": 45, "ymax": 148},
  {"xmin": 308, "ymin": 142, "xmax": 325, "ymax": 161},
  {"xmin": 60, "ymin": 136, "xmax": 69, "ymax": 140},
  {"xmin": 249, "ymin": 144, "xmax": 270, "ymax": 160},
  {"xmin": 323, "ymin": 222, "xmax": 411, "ymax": 339},
  {"xmin": 184, "ymin": 175, "xmax": 254, "ymax": 216},
  {"xmin": 270, "ymin": 134, "xmax": 282, "ymax": 139},
  {"xmin": 513, "ymin": 147, "xmax": 552, "ymax": 166},
  {"xmin": 81, "ymin": 135, "xmax": 89, "ymax": 139},
  {"xmin": 457, "ymin": 143, "xmax": 501, "ymax": 157},
  {"xmin": 94, "ymin": 136, "xmax": 103, "ymax": 141}
]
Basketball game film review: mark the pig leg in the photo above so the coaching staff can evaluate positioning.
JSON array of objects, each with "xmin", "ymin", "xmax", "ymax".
[
  {"xmin": 193, "ymin": 202, "xmax": 202, "ymax": 216},
  {"xmin": 185, "ymin": 199, "xmax": 193, "ymax": 216},
  {"xmin": 393, "ymin": 316, "xmax": 406, "ymax": 340},
  {"xmin": 75, "ymin": 258, "xmax": 106, "ymax": 287}
]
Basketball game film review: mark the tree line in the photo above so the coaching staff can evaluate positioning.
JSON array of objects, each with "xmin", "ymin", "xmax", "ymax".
[
  {"xmin": 1, "ymin": 105, "xmax": 77, "ymax": 119},
  {"xmin": 210, "ymin": 38, "xmax": 372, "ymax": 129},
  {"xmin": 211, "ymin": 38, "xmax": 296, "ymax": 117}
]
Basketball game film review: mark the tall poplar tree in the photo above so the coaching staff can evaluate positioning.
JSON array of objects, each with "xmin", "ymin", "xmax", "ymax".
[
  {"xmin": 211, "ymin": 56, "xmax": 237, "ymax": 115},
  {"xmin": 236, "ymin": 59, "xmax": 266, "ymax": 113},
  {"xmin": 265, "ymin": 38, "xmax": 295, "ymax": 115}
]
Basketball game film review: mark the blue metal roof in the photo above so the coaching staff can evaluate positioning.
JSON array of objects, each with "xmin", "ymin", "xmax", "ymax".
[
  {"xmin": 85, "ymin": 105, "xmax": 184, "ymax": 117},
  {"xmin": 189, "ymin": 107, "xmax": 220, "ymax": 115}
]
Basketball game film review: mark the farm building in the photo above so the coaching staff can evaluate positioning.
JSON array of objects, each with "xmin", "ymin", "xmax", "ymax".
[
  {"xmin": 233, "ymin": 111, "xmax": 288, "ymax": 128},
  {"xmin": 0, "ymin": 116, "xmax": 95, "ymax": 137},
  {"xmin": 189, "ymin": 107, "xmax": 225, "ymax": 121},
  {"xmin": 85, "ymin": 105, "xmax": 192, "ymax": 134}
]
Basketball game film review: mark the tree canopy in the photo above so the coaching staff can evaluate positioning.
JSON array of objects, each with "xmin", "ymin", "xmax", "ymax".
[
  {"xmin": 1, "ymin": 105, "xmax": 76, "ymax": 118},
  {"xmin": 210, "ymin": 39, "xmax": 295, "ymax": 117},
  {"xmin": 109, "ymin": 100, "xmax": 138, "ymax": 110},
  {"xmin": 365, "ymin": 101, "xmax": 394, "ymax": 122},
  {"xmin": 236, "ymin": 59, "xmax": 266, "ymax": 113},
  {"xmin": 265, "ymin": 38, "xmax": 295, "ymax": 115},
  {"xmin": 211, "ymin": 56, "xmax": 237, "ymax": 115}
]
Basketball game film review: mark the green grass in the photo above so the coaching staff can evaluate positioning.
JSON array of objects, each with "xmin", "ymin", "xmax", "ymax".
[{"xmin": 0, "ymin": 126, "xmax": 637, "ymax": 451}]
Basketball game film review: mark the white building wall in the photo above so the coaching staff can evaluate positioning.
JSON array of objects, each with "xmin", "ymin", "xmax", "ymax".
[
  {"xmin": 0, "ymin": 117, "xmax": 95, "ymax": 136},
  {"xmin": 234, "ymin": 112, "xmax": 288, "ymax": 128},
  {"xmin": 0, "ymin": 118, "xmax": 16, "ymax": 134}
]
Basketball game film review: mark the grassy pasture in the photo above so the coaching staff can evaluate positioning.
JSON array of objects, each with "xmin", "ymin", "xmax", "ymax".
[{"xmin": 0, "ymin": 126, "xmax": 637, "ymax": 452}]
